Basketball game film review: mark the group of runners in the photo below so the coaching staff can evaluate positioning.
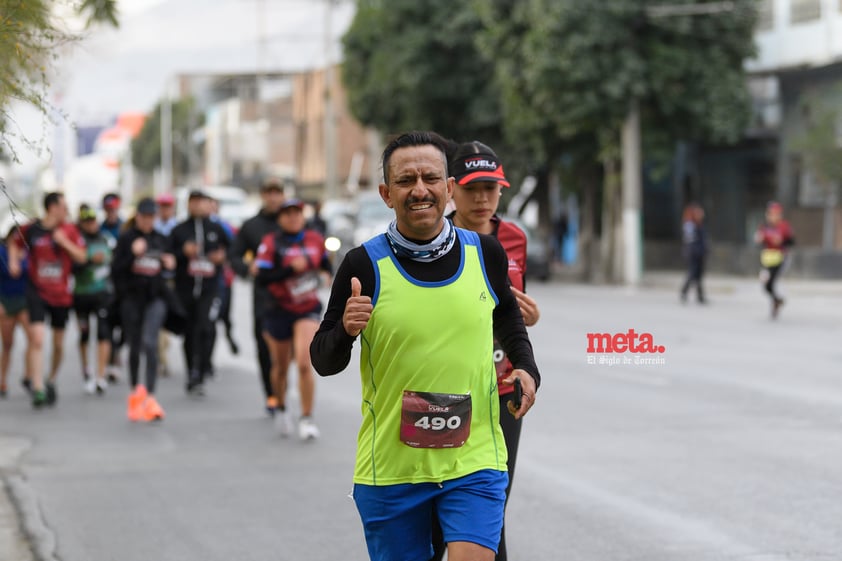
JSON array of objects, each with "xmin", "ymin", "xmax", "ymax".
[{"xmin": 0, "ymin": 186, "xmax": 332, "ymax": 438}]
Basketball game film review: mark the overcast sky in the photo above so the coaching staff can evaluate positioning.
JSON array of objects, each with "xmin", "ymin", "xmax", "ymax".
[
  {"xmin": 7, "ymin": 0, "xmax": 355, "ymax": 169},
  {"xmin": 60, "ymin": 0, "xmax": 355, "ymax": 122}
]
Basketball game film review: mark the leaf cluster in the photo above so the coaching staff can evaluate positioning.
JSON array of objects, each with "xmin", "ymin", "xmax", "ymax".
[
  {"xmin": 342, "ymin": 0, "xmax": 758, "ymax": 173},
  {"xmin": 0, "ymin": 0, "xmax": 119, "ymax": 162}
]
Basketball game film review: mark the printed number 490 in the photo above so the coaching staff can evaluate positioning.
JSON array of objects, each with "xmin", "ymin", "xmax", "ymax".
[{"xmin": 414, "ymin": 416, "xmax": 461, "ymax": 431}]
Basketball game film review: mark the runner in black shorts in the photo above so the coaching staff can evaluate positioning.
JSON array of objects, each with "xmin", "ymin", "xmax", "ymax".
[
  {"xmin": 73, "ymin": 206, "xmax": 113, "ymax": 394},
  {"xmin": 255, "ymin": 199, "xmax": 331, "ymax": 439},
  {"xmin": 8, "ymin": 193, "xmax": 87, "ymax": 407}
]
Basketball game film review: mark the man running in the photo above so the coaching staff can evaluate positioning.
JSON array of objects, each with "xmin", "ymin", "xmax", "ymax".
[
  {"xmin": 73, "ymin": 206, "xmax": 113, "ymax": 394},
  {"xmin": 229, "ymin": 178, "xmax": 284, "ymax": 414},
  {"xmin": 102, "ymin": 192, "xmax": 124, "ymax": 384},
  {"xmin": 8, "ymin": 192, "xmax": 87, "ymax": 407},
  {"xmin": 310, "ymin": 131, "xmax": 540, "ymax": 561},
  {"xmin": 170, "ymin": 190, "xmax": 230, "ymax": 395}
]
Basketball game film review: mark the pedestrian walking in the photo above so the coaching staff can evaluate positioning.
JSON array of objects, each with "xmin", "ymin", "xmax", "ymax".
[
  {"xmin": 169, "ymin": 190, "xmax": 230, "ymax": 396},
  {"xmin": 7, "ymin": 192, "xmax": 87, "ymax": 407},
  {"xmin": 426, "ymin": 140, "xmax": 541, "ymax": 561},
  {"xmin": 229, "ymin": 178, "xmax": 285, "ymax": 414},
  {"xmin": 679, "ymin": 202, "xmax": 708, "ymax": 305},
  {"xmin": 111, "ymin": 198, "xmax": 175, "ymax": 421},
  {"xmin": 256, "ymin": 198, "xmax": 331, "ymax": 439},
  {"xmin": 310, "ymin": 131, "xmax": 540, "ymax": 561},
  {"xmin": 73, "ymin": 206, "xmax": 113, "ymax": 394},
  {"xmin": 754, "ymin": 201, "xmax": 794, "ymax": 319},
  {"xmin": 0, "ymin": 229, "xmax": 31, "ymax": 398}
]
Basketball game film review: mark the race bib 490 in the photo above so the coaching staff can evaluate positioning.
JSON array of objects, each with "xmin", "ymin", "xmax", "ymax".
[{"xmin": 400, "ymin": 391, "xmax": 471, "ymax": 449}]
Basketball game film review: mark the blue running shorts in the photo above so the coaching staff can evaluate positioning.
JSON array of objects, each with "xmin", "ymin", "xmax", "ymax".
[{"xmin": 353, "ymin": 469, "xmax": 508, "ymax": 561}]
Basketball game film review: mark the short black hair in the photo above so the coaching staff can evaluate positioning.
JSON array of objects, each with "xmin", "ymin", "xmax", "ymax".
[
  {"xmin": 381, "ymin": 131, "xmax": 449, "ymax": 184},
  {"xmin": 43, "ymin": 191, "xmax": 63, "ymax": 211},
  {"xmin": 260, "ymin": 177, "xmax": 284, "ymax": 193}
]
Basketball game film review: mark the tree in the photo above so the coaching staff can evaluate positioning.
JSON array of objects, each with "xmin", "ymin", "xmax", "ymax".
[
  {"xmin": 791, "ymin": 89, "xmax": 842, "ymax": 249},
  {"xmin": 0, "ymin": 0, "xmax": 119, "ymax": 161},
  {"xmin": 341, "ymin": 0, "xmax": 507, "ymax": 156},
  {"xmin": 131, "ymin": 97, "xmax": 203, "ymax": 187},
  {"xmin": 475, "ymin": 0, "xmax": 757, "ymax": 280}
]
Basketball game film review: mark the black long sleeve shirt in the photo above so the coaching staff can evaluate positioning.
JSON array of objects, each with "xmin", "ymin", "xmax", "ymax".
[
  {"xmin": 169, "ymin": 216, "xmax": 230, "ymax": 295},
  {"xmin": 111, "ymin": 228, "xmax": 170, "ymax": 301},
  {"xmin": 310, "ymin": 233, "xmax": 540, "ymax": 388},
  {"xmin": 228, "ymin": 209, "xmax": 280, "ymax": 309}
]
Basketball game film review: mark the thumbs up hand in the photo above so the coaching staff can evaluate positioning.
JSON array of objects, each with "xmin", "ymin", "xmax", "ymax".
[{"xmin": 343, "ymin": 276, "xmax": 372, "ymax": 337}]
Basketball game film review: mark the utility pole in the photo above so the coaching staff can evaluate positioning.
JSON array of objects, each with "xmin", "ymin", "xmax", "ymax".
[
  {"xmin": 323, "ymin": 0, "xmax": 338, "ymax": 200},
  {"xmin": 622, "ymin": 102, "xmax": 642, "ymax": 285},
  {"xmin": 160, "ymin": 77, "xmax": 172, "ymax": 195},
  {"xmin": 619, "ymin": 1, "xmax": 739, "ymax": 285}
]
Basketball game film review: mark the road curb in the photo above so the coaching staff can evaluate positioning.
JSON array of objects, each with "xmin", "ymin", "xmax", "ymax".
[
  {"xmin": 0, "ymin": 435, "xmax": 58, "ymax": 561},
  {"xmin": 7, "ymin": 474, "xmax": 60, "ymax": 561}
]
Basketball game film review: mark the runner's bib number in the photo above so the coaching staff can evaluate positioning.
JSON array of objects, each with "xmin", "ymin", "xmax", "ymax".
[
  {"xmin": 188, "ymin": 258, "xmax": 216, "ymax": 277},
  {"xmin": 286, "ymin": 271, "xmax": 320, "ymax": 301},
  {"xmin": 132, "ymin": 255, "xmax": 161, "ymax": 276},
  {"xmin": 37, "ymin": 261, "xmax": 63, "ymax": 281},
  {"xmin": 94, "ymin": 265, "xmax": 110, "ymax": 281},
  {"xmin": 400, "ymin": 391, "xmax": 471, "ymax": 449}
]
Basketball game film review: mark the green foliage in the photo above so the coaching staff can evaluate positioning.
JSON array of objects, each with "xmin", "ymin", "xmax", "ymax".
[
  {"xmin": 791, "ymin": 93, "xmax": 842, "ymax": 191},
  {"xmin": 341, "ymin": 0, "xmax": 504, "ymax": 147},
  {"xmin": 131, "ymin": 97, "xmax": 204, "ymax": 184},
  {"xmin": 475, "ymin": 0, "xmax": 758, "ymax": 161},
  {"xmin": 0, "ymin": 0, "xmax": 119, "ymax": 161}
]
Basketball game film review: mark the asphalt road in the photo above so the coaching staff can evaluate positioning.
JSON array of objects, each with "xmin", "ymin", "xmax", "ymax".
[{"xmin": 1, "ymin": 274, "xmax": 841, "ymax": 561}]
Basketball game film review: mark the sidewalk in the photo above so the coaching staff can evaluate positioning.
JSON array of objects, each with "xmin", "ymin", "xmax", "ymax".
[
  {"xmin": 551, "ymin": 263, "xmax": 842, "ymax": 297},
  {"xmin": 0, "ymin": 436, "xmax": 35, "ymax": 561}
]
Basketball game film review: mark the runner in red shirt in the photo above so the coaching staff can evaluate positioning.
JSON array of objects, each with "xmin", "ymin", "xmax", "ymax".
[
  {"xmin": 754, "ymin": 201, "xmax": 795, "ymax": 319},
  {"xmin": 434, "ymin": 140, "xmax": 541, "ymax": 561},
  {"xmin": 255, "ymin": 199, "xmax": 332, "ymax": 440},
  {"xmin": 8, "ymin": 192, "xmax": 87, "ymax": 407}
]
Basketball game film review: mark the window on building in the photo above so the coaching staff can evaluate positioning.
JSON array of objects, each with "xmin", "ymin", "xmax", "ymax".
[
  {"xmin": 791, "ymin": 0, "xmax": 821, "ymax": 23},
  {"xmin": 757, "ymin": 0, "xmax": 774, "ymax": 29}
]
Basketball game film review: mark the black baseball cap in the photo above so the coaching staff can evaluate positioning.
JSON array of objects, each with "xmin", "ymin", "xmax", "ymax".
[
  {"xmin": 280, "ymin": 198, "xmax": 305, "ymax": 211},
  {"xmin": 449, "ymin": 141, "xmax": 510, "ymax": 188},
  {"xmin": 188, "ymin": 189, "xmax": 208, "ymax": 201},
  {"xmin": 136, "ymin": 197, "xmax": 157, "ymax": 215}
]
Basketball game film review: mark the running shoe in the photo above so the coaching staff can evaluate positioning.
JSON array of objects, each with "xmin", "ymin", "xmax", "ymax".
[
  {"xmin": 142, "ymin": 395, "xmax": 165, "ymax": 422},
  {"xmin": 772, "ymin": 297, "xmax": 784, "ymax": 319},
  {"xmin": 84, "ymin": 376, "xmax": 97, "ymax": 395},
  {"xmin": 265, "ymin": 396, "xmax": 279, "ymax": 417},
  {"xmin": 95, "ymin": 378, "xmax": 108, "ymax": 395},
  {"xmin": 21, "ymin": 378, "xmax": 32, "ymax": 395},
  {"xmin": 127, "ymin": 385, "xmax": 148, "ymax": 422},
  {"xmin": 298, "ymin": 417, "xmax": 320, "ymax": 441},
  {"xmin": 0, "ymin": 383, "xmax": 7, "ymax": 398},
  {"xmin": 32, "ymin": 389, "xmax": 47, "ymax": 408},
  {"xmin": 274, "ymin": 409, "xmax": 293, "ymax": 437},
  {"xmin": 45, "ymin": 382, "xmax": 57, "ymax": 405},
  {"xmin": 106, "ymin": 365, "xmax": 121, "ymax": 384}
]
